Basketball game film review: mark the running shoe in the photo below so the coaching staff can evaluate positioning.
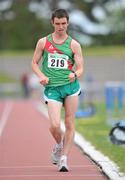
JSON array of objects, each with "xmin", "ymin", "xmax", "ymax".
[
  {"xmin": 51, "ymin": 144, "xmax": 62, "ymax": 165},
  {"xmin": 58, "ymin": 155, "xmax": 69, "ymax": 172}
]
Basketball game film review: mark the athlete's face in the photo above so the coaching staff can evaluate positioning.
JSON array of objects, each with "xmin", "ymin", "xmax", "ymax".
[{"xmin": 52, "ymin": 17, "xmax": 69, "ymax": 34}]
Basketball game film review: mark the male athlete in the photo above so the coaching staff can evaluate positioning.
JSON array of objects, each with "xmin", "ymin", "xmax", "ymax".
[{"xmin": 32, "ymin": 9, "xmax": 84, "ymax": 172}]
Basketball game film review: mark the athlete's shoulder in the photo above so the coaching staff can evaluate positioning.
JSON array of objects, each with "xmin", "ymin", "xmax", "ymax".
[
  {"xmin": 36, "ymin": 36, "xmax": 47, "ymax": 50},
  {"xmin": 37, "ymin": 36, "xmax": 46, "ymax": 45},
  {"xmin": 70, "ymin": 38, "xmax": 81, "ymax": 53},
  {"xmin": 71, "ymin": 38, "xmax": 81, "ymax": 46}
]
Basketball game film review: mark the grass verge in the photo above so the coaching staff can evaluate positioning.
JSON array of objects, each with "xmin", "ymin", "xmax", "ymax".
[
  {"xmin": 0, "ymin": 50, "xmax": 33, "ymax": 57},
  {"xmin": 83, "ymin": 45, "xmax": 125, "ymax": 57},
  {"xmin": 0, "ymin": 73, "xmax": 17, "ymax": 83},
  {"xmin": 0, "ymin": 46, "xmax": 125, "ymax": 57},
  {"xmin": 75, "ymin": 103, "xmax": 125, "ymax": 173}
]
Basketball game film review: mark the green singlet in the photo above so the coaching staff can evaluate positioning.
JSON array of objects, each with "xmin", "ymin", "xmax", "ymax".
[{"xmin": 41, "ymin": 34, "xmax": 78, "ymax": 87}]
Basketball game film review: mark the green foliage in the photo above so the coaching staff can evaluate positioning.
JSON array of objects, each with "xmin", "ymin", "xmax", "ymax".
[
  {"xmin": 91, "ymin": 32, "xmax": 125, "ymax": 46},
  {"xmin": 0, "ymin": 2, "xmax": 52, "ymax": 50},
  {"xmin": 0, "ymin": 0, "xmax": 125, "ymax": 49},
  {"xmin": 73, "ymin": 0, "xmax": 98, "ymax": 22}
]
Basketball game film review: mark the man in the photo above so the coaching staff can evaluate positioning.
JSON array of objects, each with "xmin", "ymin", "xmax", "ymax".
[{"xmin": 32, "ymin": 9, "xmax": 84, "ymax": 172}]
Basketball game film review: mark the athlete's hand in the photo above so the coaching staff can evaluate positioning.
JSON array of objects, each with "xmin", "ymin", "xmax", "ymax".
[
  {"xmin": 69, "ymin": 72, "xmax": 76, "ymax": 82},
  {"xmin": 39, "ymin": 75, "xmax": 49, "ymax": 85}
]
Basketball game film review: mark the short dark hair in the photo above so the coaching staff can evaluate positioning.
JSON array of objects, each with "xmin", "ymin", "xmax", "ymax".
[{"xmin": 51, "ymin": 9, "xmax": 69, "ymax": 22}]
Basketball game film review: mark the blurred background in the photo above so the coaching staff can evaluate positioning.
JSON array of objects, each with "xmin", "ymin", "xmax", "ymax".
[
  {"xmin": 0, "ymin": 0, "xmax": 125, "ymax": 99},
  {"xmin": 0, "ymin": 0, "xmax": 125, "ymax": 173}
]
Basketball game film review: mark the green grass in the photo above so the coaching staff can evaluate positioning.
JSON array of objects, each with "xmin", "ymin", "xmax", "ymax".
[
  {"xmin": 75, "ymin": 103, "xmax": 125, "ymax": 173},
  {"xmin": 83, "ymin": 45, "xmax": 125, "ymax": 57},
  {"xmin": 0, "ymin": 50, "xmax": 33, "ymax": 57},
  {"xmin": 0, "ymin": 73, "xmax": 17, "ymax": 83},
  {"xmin": 0, "ymin": 45, "xmax": 125, "ymax": 57}
]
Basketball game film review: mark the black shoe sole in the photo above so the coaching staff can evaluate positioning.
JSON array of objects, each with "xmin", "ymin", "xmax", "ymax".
[
  {"xmin": 59, "ymin": 166, "xmax": 68, "ymax": 172},
  {"xmin": 53, "ymin": 162, "xmax": 57, "ymax": 165}
]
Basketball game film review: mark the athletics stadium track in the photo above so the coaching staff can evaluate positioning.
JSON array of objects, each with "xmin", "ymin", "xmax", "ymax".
[{"xmin": 0, "ymin": 100, "xmax": 107, "ymax": 180}]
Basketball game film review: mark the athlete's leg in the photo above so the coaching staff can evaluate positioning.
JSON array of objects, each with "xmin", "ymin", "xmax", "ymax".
[
  {"xmin": 62, "ymin": 95, "xmax": 79, "ymax": 155},
  {"xmin": 48, "ymin": 101, "xmax": 63, "ymax": 144}
]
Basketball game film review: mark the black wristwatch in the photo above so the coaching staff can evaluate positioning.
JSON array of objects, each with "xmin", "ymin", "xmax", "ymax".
[{"xmin": 72, "ymin": 71, "xmax": 77, "ymax": 78}]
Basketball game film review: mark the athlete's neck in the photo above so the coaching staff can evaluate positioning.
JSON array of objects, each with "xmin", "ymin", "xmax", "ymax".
[{"xmin": 52, "ymin": 32, "xmax": 68, "ymax": 44}]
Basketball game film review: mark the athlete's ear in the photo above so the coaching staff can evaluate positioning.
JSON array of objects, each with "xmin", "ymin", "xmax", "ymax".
[
  {"xmin": 51, "ymin": 20, "xmax": 54, "ymax": 26},
  {"xmin": 66, "ymin": 20, "xmax": 69, "ymax": 27}
]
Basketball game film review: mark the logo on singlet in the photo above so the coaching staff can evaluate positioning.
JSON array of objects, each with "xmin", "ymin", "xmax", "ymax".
[{"xmin": 49, "ymin": 45, "xmax": 54, "ymax": 50}]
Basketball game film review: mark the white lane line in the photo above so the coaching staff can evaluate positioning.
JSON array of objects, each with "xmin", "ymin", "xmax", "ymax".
[
  {"xmin": 0, "ymin": 165, "xmax": 95, "ymax": 168},
  {"xmin": 0, "ymin": 174, "xmax": 103, "ymax": 178},
  {"xmin": 0, "ymin": 101, "xmax": 13, "ymax": 137}
]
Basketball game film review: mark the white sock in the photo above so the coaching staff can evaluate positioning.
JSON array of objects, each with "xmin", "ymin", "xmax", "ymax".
[{"xmin": 56, "ymin": 142, "xmax": 63, "ymax": 149}]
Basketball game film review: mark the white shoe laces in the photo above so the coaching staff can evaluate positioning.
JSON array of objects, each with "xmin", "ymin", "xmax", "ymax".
[{"xmin": 59, "ymin": 155, "xmax": 68, "ymax": 169}]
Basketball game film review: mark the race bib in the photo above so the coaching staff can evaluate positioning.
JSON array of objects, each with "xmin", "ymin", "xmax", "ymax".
[{"xmin": 48, "ymin": 53, "xmax": 68, "ymax": 69}]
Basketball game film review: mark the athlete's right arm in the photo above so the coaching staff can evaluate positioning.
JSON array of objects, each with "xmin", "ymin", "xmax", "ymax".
[{"xmin": 31, "ymin": 37, "xmax": 49, "ymax": 85}]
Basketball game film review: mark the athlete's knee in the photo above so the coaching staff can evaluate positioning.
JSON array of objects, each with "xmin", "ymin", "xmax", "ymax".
[
  {"xmin": 65, "ymin": 112, "xmax": 75, "ymax": 121},
  {"xmin": 65, "ymin": 120, "xmax": 74, "ymax": 131},
  {"xmin": 50, "ymin": 121, "xmax": 60, "ymax": 132}
]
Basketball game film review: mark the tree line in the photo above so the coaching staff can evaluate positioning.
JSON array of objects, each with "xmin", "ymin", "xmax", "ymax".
[{"xmin": 0, "ymin": 0, "xmax": 125, "ymax": 50}]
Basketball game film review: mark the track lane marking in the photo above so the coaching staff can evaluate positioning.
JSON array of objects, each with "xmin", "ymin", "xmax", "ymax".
[
  {"xmin": 0, "ymin": 101, "xmax": 13, "ymax": 137},
  {"xmin": 0, "ymin": 174, "xmax": 103, "ymax": 178},
  {"xmin": 0, "ymin": 165, "xmax": 96, "ymax": 168}
]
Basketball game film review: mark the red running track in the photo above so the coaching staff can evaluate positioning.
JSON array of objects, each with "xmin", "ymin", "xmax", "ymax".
[{"xmin": 0, "ymin": 100, "xmax": 107, "ymax": 180}]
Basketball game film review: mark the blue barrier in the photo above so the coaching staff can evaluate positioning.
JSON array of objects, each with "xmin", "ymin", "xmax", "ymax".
[
  {"xmin": 76, "ymin": 105, "xmax": 96, "ymax": 118},
  {"xmin": 105, "ymin": 82, "xmax": 125, "ymax": 125},
  {"xmin": 76, "ymin": 90, "xmax": 96, "ymax": 118}
]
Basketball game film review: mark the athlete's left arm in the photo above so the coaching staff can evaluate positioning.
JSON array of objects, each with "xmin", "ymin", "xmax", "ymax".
[{"xmin": 70, "ymin": 39, "xmax": 84, "ymax": 81}]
